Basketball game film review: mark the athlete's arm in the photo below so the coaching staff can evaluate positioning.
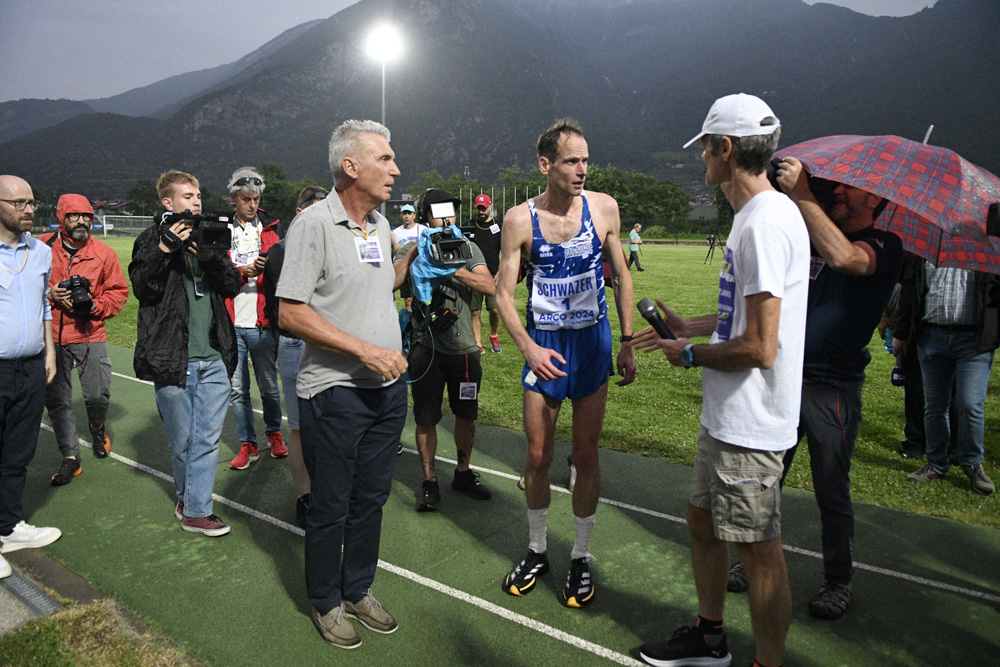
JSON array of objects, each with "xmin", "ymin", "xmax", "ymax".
[
  {"xmin": 594, "ymin": 193, "xmax": 636, "ymax": 386},
  {"xmin": 495, "ymin": 205, "xmax": 567, "ymax": 380}
]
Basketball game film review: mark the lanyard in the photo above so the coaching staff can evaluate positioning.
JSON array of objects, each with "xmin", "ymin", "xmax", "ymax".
[{"xmin": 2, "ymin": 244, "xmax": 29, "ymax": 274}]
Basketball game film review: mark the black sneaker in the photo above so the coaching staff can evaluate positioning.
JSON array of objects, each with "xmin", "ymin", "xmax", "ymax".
[
  {"xmin": 809, "ymin": 579, "xmax": 852, "ymax": 620},
  {"xmin": 452, "ymin": 469, "xmax": 492, "ymax": 500},
  {"xmin": 296, "ymin": 493, "xmax": 311, "ymax": 527},
  {"xmin": 90, "ymin": 422, "xmax": 110, "ymax": 459},
  {"xmin": 416, "ymin": 479, "xmax": 441, "ymax": 512},
  {"xmin": 51, "ymin": 457, "xmax": 81, "ymax": 486},
  {"xmin": 727, "ymin": 561, "xmax": 747, "ymax": 593},
  {"xmin": 561, "ymin": 557, "xmax": 594, "ymax": 608},
  {"xmin": 638, "ymin": 626, "xmax": 731, "ymax": 667},
  {"xmin": 503, "ymin": 550, "xmax": 550, "ymax": 596},
  {"xmin": 898, "ymin": 440, "xmax": 924, "ymax": 460}
]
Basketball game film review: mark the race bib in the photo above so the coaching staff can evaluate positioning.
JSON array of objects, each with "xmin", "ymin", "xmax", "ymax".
[{"xmin": 531, "ymin": 270, "xmax": 599, "ymax": 330}]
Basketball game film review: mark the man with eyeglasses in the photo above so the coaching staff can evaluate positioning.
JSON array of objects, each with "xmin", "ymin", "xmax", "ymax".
[
  {"xmin": 0, "ymin": 175, "xmax": 62, "ymax": 579},
  {"xmin": 224, "ymin": 167, "xmax": 286, "ymax": 471},
  {"xmin": 40, "ymin": 194, "xmax": 129, "ymax": 486}
]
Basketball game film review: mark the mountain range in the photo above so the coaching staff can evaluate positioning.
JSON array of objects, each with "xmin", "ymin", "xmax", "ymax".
[{"xmin": 0, "ymin": 0, "xmax": 996, "ymax": 199}]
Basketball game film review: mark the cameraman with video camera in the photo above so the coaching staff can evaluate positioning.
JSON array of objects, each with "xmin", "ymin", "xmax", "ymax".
[
  {"xmin": 130, "ymin": 170, "xmax": 241, "ymax": 537},
  {"xmin": 41, "ymin": 194, "xmax": 128, "ymax": 486},
  {"xmin": 395, "ymin": 188, "xmax": 496, "ymax": 512}
]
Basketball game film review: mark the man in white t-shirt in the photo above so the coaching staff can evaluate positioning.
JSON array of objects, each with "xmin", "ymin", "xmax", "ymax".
[
  {"xmin": 391, "ymin": 204, "xmax": 426, "ymax": 247},
  {"xmin": 634, "ymin": 94, "xmax": 809, "ymax": 667}
]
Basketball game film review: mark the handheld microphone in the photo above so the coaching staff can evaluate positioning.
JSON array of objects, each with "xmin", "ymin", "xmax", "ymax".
[{"xmin": 637, "ymin": 298, "xmax": 675, "ymax": 340}]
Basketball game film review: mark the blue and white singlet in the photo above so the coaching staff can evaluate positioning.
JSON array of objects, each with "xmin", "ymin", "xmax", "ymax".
[{"xmin": 525, "ymin": 194, "xmax": 607, "ymax": 331}]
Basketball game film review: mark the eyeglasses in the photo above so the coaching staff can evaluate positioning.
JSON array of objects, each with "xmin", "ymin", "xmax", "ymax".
[
  {"xmin": 232, "ymin": 177, "xmax": 263, "ymax": 188},
  {"xmin": 0, "ymin": 199, "xmax": 40, "ymax": 211},
  {"xmin": 66, "ymin": 213, "xmax": 94, "ymax": 222},
  {"xmin": 299, "ymin": 191, "xmax": 327, "ymax": 207}
]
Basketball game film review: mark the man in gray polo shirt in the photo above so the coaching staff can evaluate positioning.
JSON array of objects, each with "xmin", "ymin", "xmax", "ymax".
[{"xmin": 276, "ymin": 119, "xmax": 416, "ymax": 650}]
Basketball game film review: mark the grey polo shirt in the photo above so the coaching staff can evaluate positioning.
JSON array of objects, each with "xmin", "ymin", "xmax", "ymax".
[{"xmin": 276, "ymin": 190, "xmax": 400, "ymax": 397}]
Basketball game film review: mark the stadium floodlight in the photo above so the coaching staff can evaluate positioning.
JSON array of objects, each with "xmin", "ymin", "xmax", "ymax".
[{"xmin": 366, "ymin": 24, "xmax": 403, "ymax": 126}]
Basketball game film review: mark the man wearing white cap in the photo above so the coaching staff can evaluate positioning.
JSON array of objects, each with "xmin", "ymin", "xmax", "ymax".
[
  {"xmin": 392, "ymin": 204, "xmax": 425, "ymax": 247},
  {"xmin": 634, "ymin": 93, "xmax": 809, "ymax": 667}
]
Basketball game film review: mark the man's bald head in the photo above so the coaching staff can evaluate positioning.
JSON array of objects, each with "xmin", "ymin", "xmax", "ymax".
[{"xmin": 0, "ymin": 175, "xmax": 32, "ymax": 199}]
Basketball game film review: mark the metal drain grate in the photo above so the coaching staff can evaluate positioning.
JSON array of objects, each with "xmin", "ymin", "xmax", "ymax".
[{"xmin": 0, "ymin": 571, "xmax": 62, "ymax": 617}]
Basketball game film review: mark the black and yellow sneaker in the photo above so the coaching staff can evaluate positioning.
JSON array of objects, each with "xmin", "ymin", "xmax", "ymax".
[
  {"xmin": 561, "ymin": 557, "xmax": 595, "ymax": 608},
  {"xmin": 503, "ymin": 550, "xmax": 549, "ymax": 596}
]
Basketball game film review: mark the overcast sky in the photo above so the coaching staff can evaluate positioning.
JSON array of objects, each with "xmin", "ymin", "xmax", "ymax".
[{"xmin": 0, "ymin": 0, "xmax": 937, "ymax": 104}]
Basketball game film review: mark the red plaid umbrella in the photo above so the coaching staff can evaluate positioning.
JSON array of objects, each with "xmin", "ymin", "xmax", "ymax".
[{"xmin": 777, "ymin": 135, "xmax": 1000, "ymax": 274}]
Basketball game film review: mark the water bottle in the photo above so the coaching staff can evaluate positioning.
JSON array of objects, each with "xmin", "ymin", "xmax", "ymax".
[{"xmin": 884, "ymin": 326, "xmax": 894, "ymax": 353}]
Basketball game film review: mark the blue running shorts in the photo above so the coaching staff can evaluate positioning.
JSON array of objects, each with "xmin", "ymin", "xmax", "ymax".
[{"xmin": 522, "ymin": 319, "xmax": 613, "ymax": 401}]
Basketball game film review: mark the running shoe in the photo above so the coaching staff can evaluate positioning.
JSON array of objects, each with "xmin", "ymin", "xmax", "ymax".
[
  {"xmin": 452, "ymin": 469, "xmax": 492, "ymax": 500},
  {"xmin": 90, "ymin": 422, "xmax": 110, "ymax": 458},
  {"xmin": 50, "ymin": 457, "xmax": 82, "ymax": 486},
  {"xmin": 416, "ymin": 479, "xmax": 441, "ymax": 512},
  {"xmin": 561, "ymin": 557, "xmax": 595, "ymax": 608},
  {"xmin": 489, "ymin": 334, "xmax": 501, "ymax": 353},
  {"xmin": 638, "ymin": 625, "xmax": 732, "ymax": 667},
  {"xmin": 231, "ymin": 442, "xmax": 259, "ymax": 470},
  {"xmin": 503, "ymin": 550, "xmax": 549, "ymax": 596},
  {"xmin": 267, "ymin": 431, "xmax": 288, "ymax": 458}
]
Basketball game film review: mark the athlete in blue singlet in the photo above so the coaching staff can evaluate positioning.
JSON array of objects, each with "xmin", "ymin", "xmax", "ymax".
[
  {"xmin": 495, "ymin": 118, "xmax": 636, "ymax": 609},
  {"xmin": 522, "ymin": 194, "xmax": 613, "ymax": 401}
]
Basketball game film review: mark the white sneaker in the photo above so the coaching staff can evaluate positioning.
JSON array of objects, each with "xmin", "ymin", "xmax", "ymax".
[
  {"xmin": 0, "ymin": 553, "xmax": 11, "ymax": 579},
  {"xmin": 0, "ymin": 521, "xmax": 62, "ymax": 553}
]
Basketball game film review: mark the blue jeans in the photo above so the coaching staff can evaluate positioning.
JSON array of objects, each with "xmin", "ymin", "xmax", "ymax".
[
  {"xmin": 231, "ymin": 327, "xmax": 281, "ymax": 444},
  {"xmin": 277, "ymin": 336, "xmax": 303, "ymax": 430},
  {"xmin": 155, "ymin": 360, "xmax": 231, "ymax": 518},
  {"xmin": 917, "ymin": 328, "xmax": 994, "ymax": 473}
]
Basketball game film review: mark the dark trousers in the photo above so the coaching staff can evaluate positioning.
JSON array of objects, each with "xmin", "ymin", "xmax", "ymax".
[
  {"xmin": 627, "ymin": 251, "xmax": 642, "ymax": 271},
  {"xmin": 0, "ymin": 353, "xmax": 47, "ymax": 534},
  {"xmin": 783, "ymin": 377, "xmax": 863, "ymax": 585},
  {"xmin": 901, "ymin": 346, "xmax": 925, "ymax": 446},
  {"xmin": 300, "ymin": 380, "xmax": 407, "ymax": 614}
]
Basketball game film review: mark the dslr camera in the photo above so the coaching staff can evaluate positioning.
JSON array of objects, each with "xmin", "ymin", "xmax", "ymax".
[
  {"xmin": 58, "ymin": 275, "xmax": 93, "ymax": 313},
  {"xmin": 158, "ymin": 210, "xmax": 233, "ymax": 251},
  {"xmin": 766, "ymin": 157, "xmax": 837, "ymax": 212},
  {"xmin": 426, "ymin": 202, "xmax": 472, "ymax": 266}
]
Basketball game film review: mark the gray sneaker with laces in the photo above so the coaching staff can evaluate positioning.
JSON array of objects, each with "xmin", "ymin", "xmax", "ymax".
[
  {"xmin": 962, "ymin": 464, "xmax": 995, "ymax": 495},
  {"xmin": 345, "ymin": 590, "xmax": 398, "ymax": 634},
  {"xmin": 905, "ymin": 463, "xmax": 944, "ymax": 483},
  {"xmin": 312, "ymin": 604, "xmax": 361, "ymax": 649}
]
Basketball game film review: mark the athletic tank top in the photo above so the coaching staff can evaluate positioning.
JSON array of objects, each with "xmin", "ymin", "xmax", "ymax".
[{"xmin": 525, "ymin": 195, "xmax": 607, "ymax": 331}]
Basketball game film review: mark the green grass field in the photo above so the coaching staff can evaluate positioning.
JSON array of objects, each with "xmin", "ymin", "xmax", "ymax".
[{"xmin": 100, "ymin": 236, "xmax": 1000, "ymax": 528}]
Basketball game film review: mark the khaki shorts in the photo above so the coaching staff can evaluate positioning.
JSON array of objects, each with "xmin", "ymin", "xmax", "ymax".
[
  {"xmin": 470, "ymin": 289, "xmax": 497, "ymax": 312},
  {"xmin": 690, "ymin": 426, "xmax": 784, "ymax": 543}
]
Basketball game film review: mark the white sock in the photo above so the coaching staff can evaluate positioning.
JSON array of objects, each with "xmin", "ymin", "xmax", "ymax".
[
  {"xmin": 527, "ymin": 508, "xmax": 548, "ymax": 554},
  {"xmin": 570, "ymin": 513, "xmax": 596, "ymax": 561}
]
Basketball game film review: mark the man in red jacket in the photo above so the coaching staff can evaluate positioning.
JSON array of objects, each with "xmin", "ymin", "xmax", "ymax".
[
  {"xmin": 42, "ymin": 194, "xmax": 129, "ymax": 485},
  {"xmin": 224, "ymin": 167, "xmax": 286, "ymax": 469}
]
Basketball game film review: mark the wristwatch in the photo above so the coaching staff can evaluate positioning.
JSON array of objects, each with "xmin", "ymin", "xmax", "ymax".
[
  {"xmin": 681, "ymin": 343, "xmax": 698, "ymax": 368},
  {"xmin": 620, "ymin": 334, "xmax": 634, "ymax": 344}
]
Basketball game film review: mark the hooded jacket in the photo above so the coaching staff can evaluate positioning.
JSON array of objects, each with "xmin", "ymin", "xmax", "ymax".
[
  {"xmin": 40, "ymin": 194, "xmax": 129, "ymax": 345},
  {"xmin": 129, "ymin": 215, "xmax": 241, "ymax": 386}
]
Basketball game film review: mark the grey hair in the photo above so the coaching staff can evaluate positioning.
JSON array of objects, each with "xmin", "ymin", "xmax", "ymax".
[
  {"xmin": 708, "ymin": 118, "xmax": 780, "ymax": 175},
  {"xmin": 227, "ymin": 166, "xmax": 265, "ymax": 197},
  {"xmin": 328, "ymin": 120, "xmax": 391, "ymax": 188}
]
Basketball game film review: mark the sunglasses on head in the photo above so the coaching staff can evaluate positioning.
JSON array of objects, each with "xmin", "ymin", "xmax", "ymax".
[
  {"xmin": 233, "ymin": 177, "xmax": 263, "ymax": 188},
  {"xmin": 300, "ymin": 191, "xmax": 327, "ymax": 207}
]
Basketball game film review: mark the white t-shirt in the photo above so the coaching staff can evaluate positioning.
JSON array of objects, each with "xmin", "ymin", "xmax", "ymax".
[
  {"xmin": 700, "ymin": 191, "xmax": 810, "ymax": 451},
  {"xmin": 230, "ymin": 219, "xmax": 262, "ymax": 328},
  {"xmin": 392, "ymin": 223, "xmax": 427, "ymax": 247}
]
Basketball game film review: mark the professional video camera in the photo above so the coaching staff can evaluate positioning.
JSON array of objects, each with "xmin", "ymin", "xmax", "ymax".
[
  {"xmin": 158, "ymin": 210, "xmax": 233, "ymax": 252},
  {"xmin": 57, "ymin": 275, "xmax": 93, "ymax": 313},
  {"xmin": 766, "ymin": 158, "xmax": 837, "ymax": 212},
  {"xmin": 425, "ymin": 202, "xmax": 473, "ymax": 266}
]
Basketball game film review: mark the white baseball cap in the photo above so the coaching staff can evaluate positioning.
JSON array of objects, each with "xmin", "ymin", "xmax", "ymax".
[{"xmin": 683, "ymin": 93, "xmax": 780, "ymax": 149}]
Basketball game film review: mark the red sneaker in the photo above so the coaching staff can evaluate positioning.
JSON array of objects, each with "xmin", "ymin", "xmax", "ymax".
[
  {"xmin": 268, "ymin": 431, "xmax": 288, "ymax": 458},
  {"xmin": 230, "ymin": 442, "xmax": 259, "ymax": 470},
  {"xmin": 181, "ymin": 514, "xmax": 230, "ymax": 537}
]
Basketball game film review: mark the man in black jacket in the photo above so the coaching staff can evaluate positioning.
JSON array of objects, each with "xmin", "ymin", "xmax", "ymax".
[{"xmin": 129, "ymin": 170, "xmax": 241, "ymax": 537}]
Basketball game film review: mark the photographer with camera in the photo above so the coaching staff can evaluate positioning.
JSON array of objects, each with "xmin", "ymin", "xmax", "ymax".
[
  {"xmin": 395, "ymin": 188, "xmax": 496, "ymax": 512},
  {"xmin": 224, "ymin": 167, "xmax": 286, "ymax": 470},
  {"xmin": 130, "ymin": 170, "xmax": 242, "ymax": 537},
  {"xmin": 40, "ymin": 194, "xmax": 129, "ymax": 485}
]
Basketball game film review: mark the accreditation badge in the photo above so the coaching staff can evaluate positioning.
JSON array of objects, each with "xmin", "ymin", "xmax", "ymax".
[{"xmin": 355, "ymin": 236, "xmax": 383, "ymax": 263}]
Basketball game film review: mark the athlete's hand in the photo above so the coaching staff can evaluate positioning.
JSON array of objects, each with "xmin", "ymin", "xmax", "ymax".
[
  {"xmin": 525, "ymin": 343, "xmax": 567, "ymax": 382},
  {"xmin": 360, "ymin": 343, "xmax": 408, "ymax": 380},
  {"xmin": 615, "ymin": 344, "xmax": 636, "ymax": 386}
]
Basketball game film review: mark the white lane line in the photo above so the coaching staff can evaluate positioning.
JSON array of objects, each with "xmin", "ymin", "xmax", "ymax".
[
  {"xmin": 104, "ymin": 371, "xmax": 1000, "ymax": 607},
  {"xmin": 40, "ymin": 422, "xmax": 641, "ymax": 665}
]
